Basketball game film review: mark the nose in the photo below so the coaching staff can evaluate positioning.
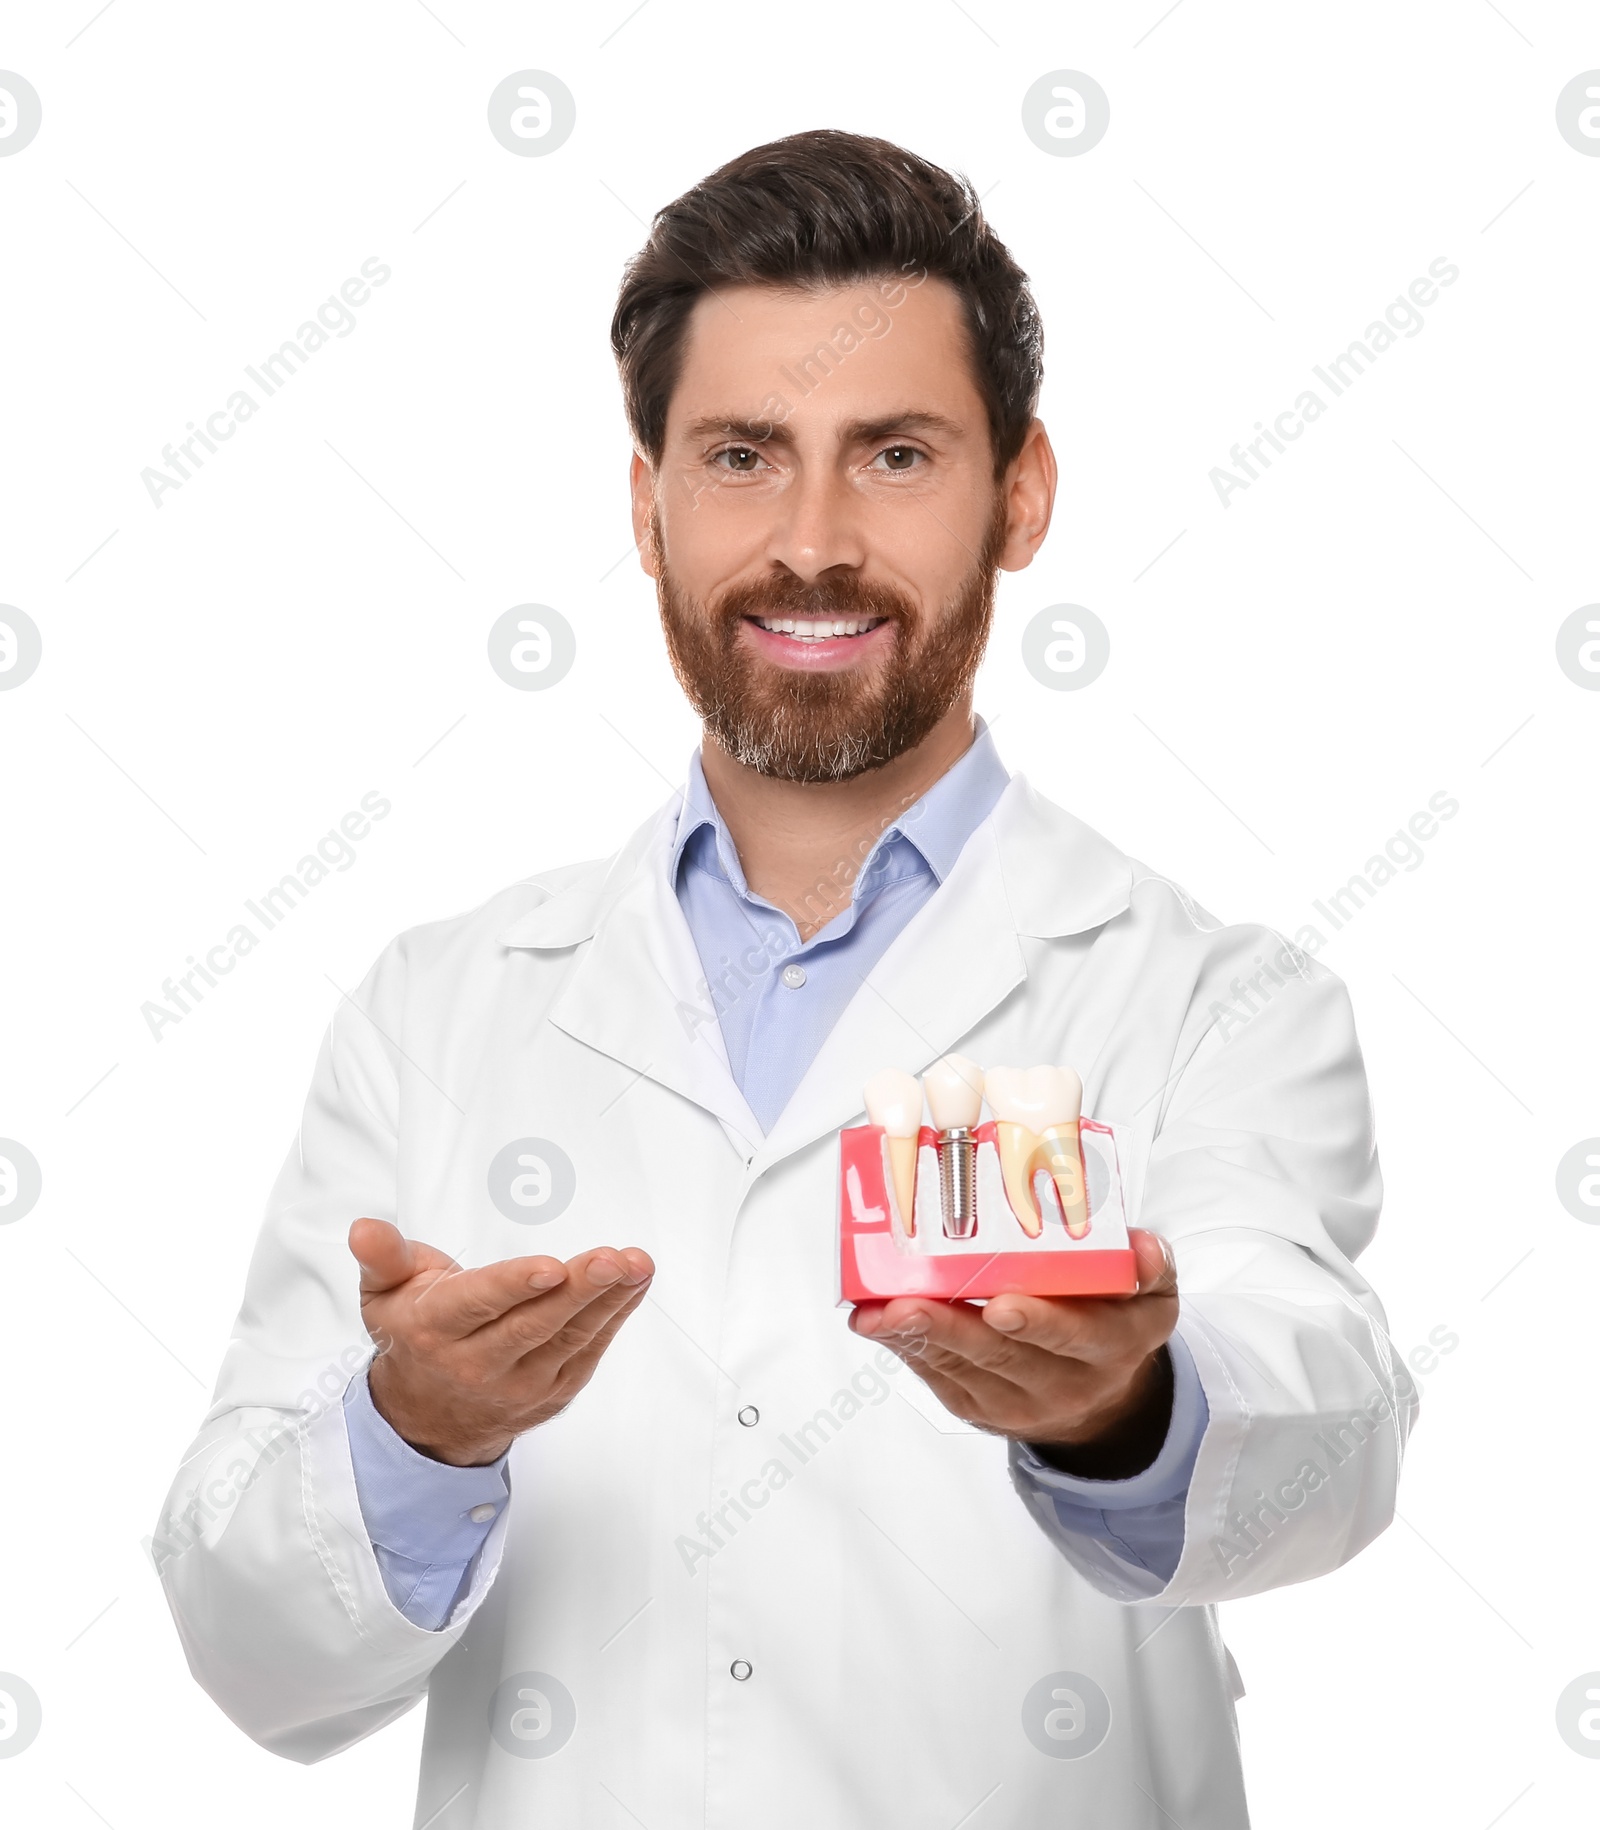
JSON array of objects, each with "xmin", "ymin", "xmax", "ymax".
[{"xmin": 761, "ymin": 461, "xmax": 868, "ymax": 584}]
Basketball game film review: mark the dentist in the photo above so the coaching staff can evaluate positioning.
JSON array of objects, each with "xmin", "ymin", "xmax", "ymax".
[{"xmin": 157, "ymin": 130, "xmax": 1410, "ymax": 1829}]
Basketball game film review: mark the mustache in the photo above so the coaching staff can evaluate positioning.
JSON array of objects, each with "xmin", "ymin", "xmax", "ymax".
[{"xmin": 711, "ymin": 572, "xmax": 916, "ymax": 628}]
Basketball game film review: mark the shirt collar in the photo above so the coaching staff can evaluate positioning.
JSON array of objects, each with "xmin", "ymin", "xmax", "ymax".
[{"xmin": 668, "ymin": 716, "xmax": 1011, "ymax": 902}]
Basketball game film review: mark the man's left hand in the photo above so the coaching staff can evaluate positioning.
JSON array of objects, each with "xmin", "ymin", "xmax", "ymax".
[{"xmin": 848, "ymin": 1229, "xmax": 1179, "ymax": 1480}]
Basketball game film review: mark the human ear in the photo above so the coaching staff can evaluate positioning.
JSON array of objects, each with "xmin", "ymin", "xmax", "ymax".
[
  {"xmin": 995, "ymin": 419, "xmax": 1057, "ymax": 572},
  {"xmin": 629, "ymin": 450, "xmax": 661, "ymax": 579}
]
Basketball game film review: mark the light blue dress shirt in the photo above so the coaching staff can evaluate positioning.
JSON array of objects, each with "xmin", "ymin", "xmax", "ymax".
[
  {"xmin": 671, "ymin": 722, "xmax": 1010, "ymax": 1131},
  {"xmin": 343, "ymin": 723, "xmax": 1208, "ymax": 1627}
]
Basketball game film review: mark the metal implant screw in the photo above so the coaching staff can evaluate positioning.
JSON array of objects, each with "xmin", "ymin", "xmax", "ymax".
[{"xmin": 939, "ymin": 1128, "xmax": 978, "ymax": 1239}]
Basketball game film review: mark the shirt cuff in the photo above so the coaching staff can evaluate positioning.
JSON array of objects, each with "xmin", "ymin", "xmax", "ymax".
[
  {"xmin": 342, "ymin": 1362, "xmax": 511, "ymax": 1627},
  {"xmin": 1011, "ymin": 1328, "xmax": 1209, "ymax": 1511}
]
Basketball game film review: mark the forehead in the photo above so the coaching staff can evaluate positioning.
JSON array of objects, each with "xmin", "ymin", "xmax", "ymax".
[{"xmin": 667, "ymin": 275, "xmax": 983, "ymax": 431}]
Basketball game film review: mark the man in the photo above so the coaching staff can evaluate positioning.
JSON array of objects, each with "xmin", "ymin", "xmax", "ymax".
[{"xmin": 157, "ymin": 130, "xmax": 1410, "ymax": 1827}]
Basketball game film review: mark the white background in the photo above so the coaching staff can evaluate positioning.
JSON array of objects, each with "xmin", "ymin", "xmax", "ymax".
[{"xmin": 2, "ymin": 2, "xmax": 1597, "ymax": 1824}]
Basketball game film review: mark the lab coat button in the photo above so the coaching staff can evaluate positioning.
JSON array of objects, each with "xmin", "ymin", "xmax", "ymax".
[
  {"xmin": 780, "ymin": 964, "xmax": 807, "ymax": 989},
  {"xmin": 468, "ymin": 1503, "xmax": 498, "ymax": 1524},
  {"xmin": 737, "ymin": 1405, "xmax": 759, "ymax": 1426},
  {"xmin": 730, "ymin": 1659, "xmax": 753, "ymax": 1681}
]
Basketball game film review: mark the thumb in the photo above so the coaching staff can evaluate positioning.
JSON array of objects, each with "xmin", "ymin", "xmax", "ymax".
[
  {"xmin": 348, "ymin": 1216, "xmax": 442, "ymax": 1295},
  {"xmin": 1130, "ymin": 1228, "xmax": 1178, "ymax": 1298}
]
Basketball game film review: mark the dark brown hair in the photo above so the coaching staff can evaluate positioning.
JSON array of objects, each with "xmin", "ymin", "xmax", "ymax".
[{"xmin": 610, "ymin": 129, "xmax": 1044, "ymax": 481}]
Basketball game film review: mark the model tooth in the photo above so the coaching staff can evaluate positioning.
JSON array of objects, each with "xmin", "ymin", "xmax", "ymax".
[
  {"xmin": 864, "ymin": 1066, "xmax": 921, "ymax": 1135},
  {"xmin": 985, "ymin": 1065, "xmax": 1088, "ymax": 1239},
  {"xmin": 923, "ymin": 1054, "xmax": 984, "ymax": 1132},
  {"xmin": 983, "ymin": 1065, "xmax": 1078, "ymax": 1128},
  {"xmin": 864, "ymin": 1067, "xmax": 923, "ymax": 1237}
]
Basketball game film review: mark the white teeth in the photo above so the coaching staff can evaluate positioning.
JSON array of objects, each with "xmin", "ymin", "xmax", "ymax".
[
  {"xmin": 863, "ymin": 1068, "xmax": 922, "ymax": 1137},
  {"xmin": 982, "ymin": 1066, "xmax": 1081, "ymax": 1129},
  {"xmin": 864, "ymin": 1068, "xmax": 923, "ymax": 1237},
  {"xmin": 985, "ymin": 1065, "xmax": 1088, "ymax": 1239},
  {"xmin": 755, "ymin": 616, "xmax": 877, "ymax": 639},
  {"xmin": 923, "ymin": 1054, "xmax": 984, "ymax": 1132}
]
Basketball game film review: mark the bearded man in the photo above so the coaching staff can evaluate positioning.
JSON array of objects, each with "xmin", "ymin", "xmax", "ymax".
[{"xmin": 158, "ymin": 130, "xmax": 1408, "ymax": 1829}]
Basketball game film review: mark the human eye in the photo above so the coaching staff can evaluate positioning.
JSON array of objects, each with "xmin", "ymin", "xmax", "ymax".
[
  {"xmin": 710, "ymin": 445, "xmax": 770, "ymax": 474},
  {"xmin": 867, "ymin": 443, "xmax": 929, "ymax": 474}
]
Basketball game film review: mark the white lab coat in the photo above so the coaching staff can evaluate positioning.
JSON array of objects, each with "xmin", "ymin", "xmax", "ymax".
[{"xmin": 155, "ymin": 774, "xmax": 1411, "ymax": 1828}]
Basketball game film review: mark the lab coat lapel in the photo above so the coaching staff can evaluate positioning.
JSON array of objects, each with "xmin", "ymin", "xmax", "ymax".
[
  {"xmin": 750, "ymin": 816, "xmax": 1021, "ymax": 1176},
  {"xmin": 498, "ymin": 801, "xmax": 764, "ymax": 1151},
  {"xmin": 497, "ymin": 775, "xmax": 1136, "ymax": 1171},
  {"xmin": 749, "ymin": 776, "xmax": 1135, "ymax": 1176}
]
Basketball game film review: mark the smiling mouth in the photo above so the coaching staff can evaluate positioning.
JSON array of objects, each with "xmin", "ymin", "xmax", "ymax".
[{"xmin": 747, "ymin": 615, "xmax": 888, "ymax": 642}]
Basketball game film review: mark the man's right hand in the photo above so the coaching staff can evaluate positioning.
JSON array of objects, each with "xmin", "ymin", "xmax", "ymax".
[{"xmin": 349, "ymin": 1217, "xmax": 655, "ymax": 1466}]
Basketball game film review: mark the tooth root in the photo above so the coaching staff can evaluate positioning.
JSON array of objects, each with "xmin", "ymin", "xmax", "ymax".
[
  {"xmin": 863, "ymin": 1067, "xmax": 923, "ymax": 1236},
  {"xmin": 1039, "ymin": 1122, "xmax": 1089, "ymax": 1238},
  {"xmin": 884, "ymin": 1134, "xmax": 918, "ymax": 1237},
  {"xmin": 995, "ymin": 1121, "xmax": 1045, "ymax": 1238},
  {"xmin": 995, "ymin": 1121, "xmax": 1090, "ymax": 1238}
]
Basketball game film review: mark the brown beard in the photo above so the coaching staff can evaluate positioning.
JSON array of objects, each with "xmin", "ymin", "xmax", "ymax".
[{"xmin": 650, "ymin": 494, "xmax": 1009, "ymax": 783}]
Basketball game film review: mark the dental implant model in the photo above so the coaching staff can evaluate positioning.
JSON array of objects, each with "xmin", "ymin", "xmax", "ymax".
[
  {"xmin": 983, "ymin": 1065, "xmax": 1090, "ymax": 1240},
  {"xmin": 836, "ymin": 1054, "xmax": 1137, "ymax": 1302},
  {"xmin": 862, "ymin": 1066, "xmax": 923, "ymax": 1237},
  {"xmin": 923, "ymin": 1054, "xmax": 984, "ymax": 1239}
]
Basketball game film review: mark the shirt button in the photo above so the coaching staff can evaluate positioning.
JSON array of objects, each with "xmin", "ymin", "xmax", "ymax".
[
  {"xmin": 781, "ymin": 964, "xmax": 807, "ymax": 989},
  {"xmin": 730, "ymin": 1659, "xmax": 753, "ymax": 1681},
  {"xmin": 468, "ymin": 1503, "xmax": 498, "ymax": 1524},
  {"xmin": 737, "ymin": 1405, "xmax": 759, "ymax": 1427}
]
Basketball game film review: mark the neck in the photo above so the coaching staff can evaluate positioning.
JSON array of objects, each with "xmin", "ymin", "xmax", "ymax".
[{"xmin": 698, "ymin": 697, "xmax": 977, "ymax": 941}]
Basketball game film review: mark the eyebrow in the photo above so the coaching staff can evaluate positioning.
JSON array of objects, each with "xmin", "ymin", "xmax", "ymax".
[{"xmin": 679, "ymin": 409, "xmax": 967, "ymax": 449}]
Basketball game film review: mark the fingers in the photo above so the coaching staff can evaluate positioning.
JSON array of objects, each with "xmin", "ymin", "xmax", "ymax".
[
  {"xmin": 851, "ymin": 1302, "xmax": 1023, "ymax": 1415},
  {"xmin": 853, "ymin": 1300, "xmax": 1024, "ymax": 1388},
  {"xmin": 525, "ymin": 1278, "xmax": 652, "ymax": 1394},
  {"xmin": 980, "ymin": 1231, "xmax": 1178, "ymax": 1354},
  {"xmin": 981, "ymin": 1292, "xmax": 1173, "ymax": 1365},
  {"xmin": 848, "ymin": 1239, "xmax": 1183, "ymax": 1447},
  {"xmin": 474, "ymin": 1247, "xmax": 655, "ymax": 1366},
  {"xmin": 356, "ymin": 1220, "xmax": 655, "ymax": 1354},
  {"xmin": 855, "ymin": 1271, "xmax": 1175, "ymax": 1376},
  {"xmin": 1130, "ymin": 1228, "xmax": 1179, "ymax": 1297},
  {"xmin": 855, "ymin": 1297, "xmax": 1032, "ymax": 1378},
  {"xmin": 400, "ymin": 1250, "xmax": 578, "ymax": 1338}
]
